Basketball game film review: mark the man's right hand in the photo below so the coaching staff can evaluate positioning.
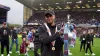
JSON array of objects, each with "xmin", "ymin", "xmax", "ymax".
[{"xmin": 59, "ymin": 31, "xmax": 63, "ymax": 35}]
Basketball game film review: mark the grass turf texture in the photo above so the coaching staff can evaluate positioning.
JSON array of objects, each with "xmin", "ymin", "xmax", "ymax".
[
  {"xmin": 0, "ymin": 34, "xmax": 100, "ymax": 56},
  {"xmin": 70, "ymin": 38, "xmax": 100, "ymax": 56}
]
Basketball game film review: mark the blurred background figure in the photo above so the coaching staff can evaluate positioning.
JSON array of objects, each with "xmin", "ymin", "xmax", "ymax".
[
  {"xmin": 0, "ymin": 22, "xmax": 10, "ymax": 56},
  {"xmin": 80, "ymin": 30, "xmax": 87, "ymax": 52},
  {"xmin": 90, "ymin": 29, "xmax": 94, "ymax": 46},
  {"xmin": 9, "ymin": 27, "xmax": 19, "ymax": 54},
  {"xmin": 85, "ymin": 29, "xmax": 95, "ymax": 56},
  {"xmin": 19, "ymin": 35, "xmax": 29, "ymax": 56},
  {"xmin": 27, "ymin": 29, "xmax": 35, "ymax": 51},
  {"xmin": 34, "ymin": 29, "xmax": 41, "ymax": 56},
  {"xmin": 70, "ymin": 29, "xmax": 77, "ymax": 47}
]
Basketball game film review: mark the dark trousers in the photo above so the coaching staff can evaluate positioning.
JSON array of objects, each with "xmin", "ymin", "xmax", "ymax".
[
  {"xmin": 10, "ymin": 39, "xmax": 18, "ymax": 51},
  {"xmin": 92, "ymin": 39, "xmax": 93, "ymax": 46},
  {"xmin": 34, "ymin": 45, "xmax": 40, "ymax": 56},
  {"xmin": 80, "ymin": 40, "xmax": 86, "ymax": 51},
  {"xmin": 85, "ymin": 42, "xmax": 93, "ymax": 54},
  {"xmin": 1, "ymin": 39, "xmax": 9, "ymax": 54}
]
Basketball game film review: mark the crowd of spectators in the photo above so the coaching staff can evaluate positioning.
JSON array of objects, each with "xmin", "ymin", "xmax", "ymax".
[{"xmin": 27, "ymin": 11, "xmax": 100, "ymax": 25}]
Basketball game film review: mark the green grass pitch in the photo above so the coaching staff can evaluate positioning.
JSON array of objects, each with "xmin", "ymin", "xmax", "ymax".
[{"xmin": 0, "ymin": 34, "xmax": 100, "ymax": 56}]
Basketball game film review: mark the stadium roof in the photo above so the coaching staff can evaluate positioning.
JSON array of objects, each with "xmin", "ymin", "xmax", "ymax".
[
  {"xmin": 0, "ymin": 4, "xmax": 10, "ymax": 11},
  {"xmin": 16, "ymin": 0, "xmax": 100, "ymax": 11}
]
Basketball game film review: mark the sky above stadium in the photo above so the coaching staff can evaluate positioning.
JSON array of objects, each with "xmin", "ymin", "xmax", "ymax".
[{"xmin": 0, "ymin": 0, "xmax": 23, "ymax": 25}]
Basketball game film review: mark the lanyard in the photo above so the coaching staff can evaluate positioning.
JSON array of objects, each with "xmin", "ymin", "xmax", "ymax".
[{"xmin": 44, "ymin": 23, "xmax": 57, "ymax": 46}]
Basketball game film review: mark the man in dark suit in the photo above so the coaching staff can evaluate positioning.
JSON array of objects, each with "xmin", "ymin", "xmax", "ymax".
[
  {"xmin": 0, "ymin": 22, "xmax": 10, "ymax": 56},
  {"xmin": 38, "ymin": 10, "xmax": 63, "ymax": 56},
  {"xmin": 80, "ymin": 31, "xmax": 87, "ymax": 52},
  {"xmin": 85, "ymin": 29, "xmax": 95, "ymax": 56},
  {"xmin": 90, "ymin": 29, "xmax": 94, "ymax": 46},
  {"xmin": 34, "ymin": 29, "xmax": 41, "ymax": 56}
]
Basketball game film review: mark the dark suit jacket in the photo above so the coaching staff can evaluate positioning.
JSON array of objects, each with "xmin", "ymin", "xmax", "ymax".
[
  {"xmin": 86, "ymin": 34, "xmax": 92, "ymax": 43},
  {"xmin": 80, "ymin": 34, "xmax": 86, "ymax": 41},
  {"xmin": 90, "ymin": 33, "xmax": 94, "ymax": 40},
  {"xmin": 0, "ymin": 27, "xmax": 10, "ymax": 40},
  {"xmin": 34, "ymin": 31, "xmax": 41, "ymax": 49},
  {"xmin": 38, "ymin": 24, "xmax": 63, "ymax": 56},
  {"xmin": 12, "ymin": 30, "xmax": 18, "ymax": 39}
]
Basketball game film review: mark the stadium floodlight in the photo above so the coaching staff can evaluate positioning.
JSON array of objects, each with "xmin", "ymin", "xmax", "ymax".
[
  {"xmin": 93, "ymin": 6, "xmax": 96, "ymax": 7},
  {"xmin": 97, "ymin": 3, "xmax": 100, "ymax": 7},
  {"xmin": 33, "ymin": 7, "xmax": 38, "ymax": 10},
  {"xmin": 77, "ymin": 7, "xmax": 80, "ymax": 8},
  {"xmin": 44, "ymin": 9, "xmax": 46, "ymax": 10},
  {"xmin": 97, "ymin": 10, "xmax": 100, "ymax": 11},
  {"xmin": 73, "ymin": 7, "xmax": 76, "ymax": 8},
  {"xmin": 86, "ymin": 4, "xmax": 90, "ymax": 8},
  {"xmin": 67, "ymin": 2, "xmax": 72, "ymax": 4},
  {"xmin": 40, "ymin": 4, "xmax": 42, "ymax": 6},
  {"xmin": 88, "ymin": 1, "xmax": 91, "ymax": 2},
  {"xmin": 82, "ymin": 6, "xmax": 85, "ymax": 8},
  {"xmin": 40, "ymin": 9, "xmax": 43, "ymax": 10},
  {"xmin": 46, "ymin": 4, "xmax": 49, "ymax": 5},
  {"xmin": 55, "ymin": 8, "xmax": 58, "ymax": 9},
  {"xmin": 76, "ymin": 1, "xmax": 82, "ymax": 3},
  {"xmin": 75, "ymin": 5, "xmax": 80, "ymax": 8},
  {"xmin": 64, "ymin": 8, "xmax": 67, "ymax": 9},
  {"xmin": 59, "ymin": 8, "xmax": 62, "ymax": 9},
  {"xmin": 55, "ymin": 3, "xmax": 59, "ymax": 4}
]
